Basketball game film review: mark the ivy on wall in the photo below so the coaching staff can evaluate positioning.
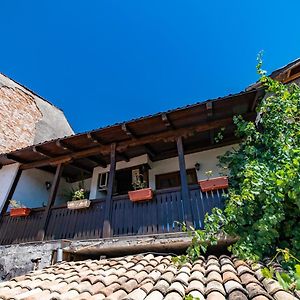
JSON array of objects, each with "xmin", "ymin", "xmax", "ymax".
[{"xmin": 174, "ymin": 53, "xmax": 300, "ymax": 290}]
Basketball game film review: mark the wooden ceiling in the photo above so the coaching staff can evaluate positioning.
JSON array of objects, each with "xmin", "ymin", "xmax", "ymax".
[{"xmin": 0, "ymin": 90, "xmax": 259, "ymax": 182}]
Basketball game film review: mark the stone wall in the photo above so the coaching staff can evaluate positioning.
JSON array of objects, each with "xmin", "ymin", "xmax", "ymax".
[
  {"xmin": 0, "ymin": 86, "xmax": 42, "ymax": 154},
  {"xmin": 0, "ymin": 73, "xmax": 74, "ymax": 154},
  {"xmin": 0, "ymin": 241, "xmax": 61, "ymax": 282}
]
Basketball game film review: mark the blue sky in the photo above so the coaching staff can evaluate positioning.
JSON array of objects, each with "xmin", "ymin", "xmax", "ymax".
[{"xmin": 1, "ymin": 1, "xmax": 300, "ymax": 133}]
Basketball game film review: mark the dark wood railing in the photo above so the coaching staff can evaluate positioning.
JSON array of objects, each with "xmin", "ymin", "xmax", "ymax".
[{"xmin": 0, "ymin": 185, "xmax": 225, "ymax": 245}]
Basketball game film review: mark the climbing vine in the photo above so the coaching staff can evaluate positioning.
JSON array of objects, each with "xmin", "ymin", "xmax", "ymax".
[{"xmin": 174, "ymin": 53, "xmax": 300, "ymax": 289}]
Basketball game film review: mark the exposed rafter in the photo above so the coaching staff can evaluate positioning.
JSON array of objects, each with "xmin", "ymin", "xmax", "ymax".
[
  {"xmin": 250, "ymin": 89, "xmax": 264, "ymax": 112},
  {"xmin": 206, "ymin": 102, "xmax": 213, "ymax": 119},
  {"xmin": 70, "ymin": 161, "xmax": 93, "ymax": 174},
  {"xmin": 161, "ymin": 113, "xmax": 174, "ymax": 129},
  {"xmin": 144, "ymin": 144, "xmax": 156, "ymax": 160},
  {"xmin": 5, "ymin": 154, "xmax": 27, "ymax": 164},
  {"xmin": 209, "ymin": 129, "xmax": 215, "ymax": 145},
  {"xmin": 18, "ymin": 113, "xmax": 256, "ymax": 170},
  {"xmin": 32, "ymin": 146, "xmax": 51, "ymax": 158},
  {"xmin": 55, "ymin": 140, "xmax": 72, "ymax": 151},
  {"xmin": 121, "ymin": 123, "xmax": 136, "ymax": 139},
  {"xmin": 86, "ymin": 133, "xmax": 105, "ymax": 145},
  {"xmin": 87, "ymin": 155, "xmax": 107, "ymax": 168},
  {"xmin": 117, "ymin": 152, "xmax": 130, "ymax": 162}
]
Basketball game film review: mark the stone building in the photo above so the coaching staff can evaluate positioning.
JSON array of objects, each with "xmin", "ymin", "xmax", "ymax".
[{"xmin": 0, "ymin": 73, "xmax": 73, "ymax": 154}]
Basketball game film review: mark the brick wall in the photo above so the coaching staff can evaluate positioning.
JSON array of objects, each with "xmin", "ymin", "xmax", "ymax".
[{"xmin": 0, "ymin": 86, "xmax": 43, "ymax": 154}]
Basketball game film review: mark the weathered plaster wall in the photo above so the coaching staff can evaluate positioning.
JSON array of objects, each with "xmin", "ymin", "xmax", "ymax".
[{"xmin": 0, "ymin": 241, "xmax": 60, "ymax": 282}]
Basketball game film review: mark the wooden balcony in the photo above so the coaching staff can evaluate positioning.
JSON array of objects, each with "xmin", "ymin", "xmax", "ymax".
[{"xmin": 0, "ymin": 185, "xmax": 225, "ymax": 245}]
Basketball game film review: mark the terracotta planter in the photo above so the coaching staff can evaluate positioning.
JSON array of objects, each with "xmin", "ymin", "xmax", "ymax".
[
  {"xmin": 67, "ymin": 199, "xmax": 91, "ymax": 210},
  {"xmin": 10, "ymin": 208, "xmax": 31, "ymax": 217},
  {"xmin": 128, "ymin": 188, "xmax": 153, "ymax": 202},
  {"xmin": 198, "ymin": 176, "xmax": 228, "ymax": 192}
]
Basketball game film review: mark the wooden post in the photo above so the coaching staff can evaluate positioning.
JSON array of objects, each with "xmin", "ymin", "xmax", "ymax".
[
  {"xmin": 176, "ymin": 136, "xmax": 193, "ymax": 224},
  {"xmin": 37, "ymin": 163, "xmax": 63, "ymax": 240},
  {"xmin": 0, "ymin": 169, "xmax": 22, "ymax": 218},
  {"xmin": 103, "ymin": 143, "xmax": 117, "ymax": 238}
]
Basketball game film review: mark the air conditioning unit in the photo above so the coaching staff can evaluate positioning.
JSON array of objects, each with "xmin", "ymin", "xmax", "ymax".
[{"xmin": 98, "ymin": 172, "xmax": 109, "ymax": 191}]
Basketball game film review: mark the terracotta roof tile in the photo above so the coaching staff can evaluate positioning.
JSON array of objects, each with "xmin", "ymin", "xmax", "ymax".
[{"xmin": 0, "ymin": 254, "xmax": 299, "ymax": 300}]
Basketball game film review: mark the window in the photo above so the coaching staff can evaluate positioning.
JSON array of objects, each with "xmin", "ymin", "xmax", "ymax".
[
  {"xmin": 156, "ymin": 169, "xmax": 197, "ymax": 190},
  {"xmin": 98, "ymin": 172, "xmax": 109, "ymax": 191}
]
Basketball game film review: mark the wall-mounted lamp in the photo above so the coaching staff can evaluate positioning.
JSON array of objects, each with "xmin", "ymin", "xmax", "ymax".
[
  {"xmin": 194, "ymin": 162, "xmax": 201, "ymax": 171},
  {"xmin": 45, "ymin": 181, "xmax": 52, "ymax": 190}
]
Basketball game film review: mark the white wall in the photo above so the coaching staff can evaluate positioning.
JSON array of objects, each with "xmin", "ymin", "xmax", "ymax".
[
  {"xmin": 90, "ymin": 145, "xmax": 236, "ymax": 196},
  {"xmin": 11, "ymin": 169, "xmax": 92, "ymax": 208},
  {"xmin": 0, "ymin": 145, "xmax": 236, "ymax": 209},
  {"xmin": 149, "ymin": 144, "xmax": 235, "ymax": 189},
  {"xmin": 0, "ymin": 163, "xmax": 20, "ymax": 212},
  {"xmin": 90, "ymin": 154, "xmax": 151, "ymax": 199}
]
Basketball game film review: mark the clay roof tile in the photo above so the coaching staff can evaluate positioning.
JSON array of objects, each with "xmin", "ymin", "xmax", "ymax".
[{"xmin": 0, "ymin": 253, "xmax": 299, "ymax": 300}]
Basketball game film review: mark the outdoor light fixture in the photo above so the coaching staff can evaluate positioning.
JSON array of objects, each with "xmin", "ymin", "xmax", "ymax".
[
  {"xmin": 45, "ymin": 181, "xmax": 52, "ymax": 190},
  {"xmin": 194, "ymin": 162, "xmax": 201, "ymax": 171}
]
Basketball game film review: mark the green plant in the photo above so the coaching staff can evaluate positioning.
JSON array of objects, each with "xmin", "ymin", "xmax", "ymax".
[
  {"xmin": 262, "ymin": 248, "xmax": 300, "ymax": 291},
  {"xmin": 9, "ymin": 199, "xmax": 25, "ymax": 208},
  {"xmin": 175, "ymin": 53, "xmax": 300, "ymax": 290},
  {"xmin": 63, "ymin": 181, "xmax": 89, "ymax": 201},
  {"xmin": 72, "ymin": 188, "xmax": 87, "ymax": 201},
  {"xmin": 204, "ymin": 170, "xmax": 213, "ymax": 180},
  {"xmin": 132, "ymin": 174, "xmax": 148, "ymax": 190}
]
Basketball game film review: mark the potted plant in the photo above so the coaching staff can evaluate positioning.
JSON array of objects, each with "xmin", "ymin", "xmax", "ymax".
[
  {"xmin": 9, "ymin": 200, "xmax": 31, "ymax": 217},
  {"xmin": 198, "ymin": 170, "xmax": 228, "ymax": 192},
  {"xmin": 67, "ymin": 188, "xmax": 91, "ymax": 210},
  {"xmin": 128, "ymin": 174, "xmax": 153, "ymax": 202}
]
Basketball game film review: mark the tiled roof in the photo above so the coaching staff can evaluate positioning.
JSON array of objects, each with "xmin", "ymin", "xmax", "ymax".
[{"xmin": 0, "ymin": 254, "xmax": 299, "ymax": 300}]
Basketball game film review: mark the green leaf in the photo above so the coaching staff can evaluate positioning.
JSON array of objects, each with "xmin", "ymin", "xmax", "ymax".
[
  {"xmin": 276, "ymin": 272, "xmax": 290, "ymax": 290},
  {"xmin": 262, "ymin": 267, "xmax": 273, "ymax": 279},
  {"xmin": 295, "ymin": 264, "xmax": 300, "ymax": 276},
  {"xmin": 295, "ymin": 278, "xmax": 300, "ymax": 291}
]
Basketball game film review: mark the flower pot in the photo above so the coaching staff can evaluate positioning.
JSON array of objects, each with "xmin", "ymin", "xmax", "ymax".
[
  {"xmin": 128, "ymin": 188, "xmax": 153, "ymax": 202},
  {"xmin": 10, "ymin": 208, "xmax": 31, "ymax": 217},
  {"xmin": 67, "ymin": 199, "xmax": 91, "ymax": 210},
  {"xmin": 198, "ymin": 176, "xmax": 228, "ymax": 192}
]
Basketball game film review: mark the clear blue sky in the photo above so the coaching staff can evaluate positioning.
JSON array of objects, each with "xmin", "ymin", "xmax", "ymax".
[{"xmin": 1, "ymin": 1, "xmax": 300, "ymax": 133}]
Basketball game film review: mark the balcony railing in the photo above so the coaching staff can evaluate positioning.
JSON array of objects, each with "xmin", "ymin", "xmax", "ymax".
[{"xmin": 0, "ymin": 185, "xmax": 226, "ymax": 245}]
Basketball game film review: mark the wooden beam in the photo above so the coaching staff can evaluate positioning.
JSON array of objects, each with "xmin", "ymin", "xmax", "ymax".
[
  {"xmin": 55, "ymin": 140, "xmax": 70, "ymax": 151},
  {"xmin": 88, "ymin": 155, "xmax": 107, "ymax": 168},
  {"xmin": 144, "ymin": 144, "xmax": 156, "ymax": 160},
  {"xmin": 121, "ymin": 123, "xmax": 136, "ymax": 139},
  {"xmin": 103, "ymin": 143, "xmax": 116, "ymax": 238},
  {"xmin": 161, "ymin": 113, "xmax": 174, "ymax": 129},
  {"xmin": 18, "ymin": 114, "xmax": 255, "ymax": 170},
  {"xmin": 37, "ymin": 164, "xmax": 63, "ymax": 240},
  {"xmin": 32, "ymin": 146, "xmax": 50, "ymax": 158},
  {"xmin": 210, "ymin": 129, "xmax": 215, "ymax": 145},
  {"xmin": 0, "ymin": 169, "xmax": 22, "ymax": 217},
  {"xmin": 5, "ymin": 154, "xmax": 27, "ymax": 164},
  {"xmin": 69, "ymin": 161, "xmax": 92, "ymax": 174},
  {"xmin": 117, "ymin": 151, "xmax": 130, "ymax": 162},
  {"xmin": 176, "ymin": 136, "xmax": 193, "ymax": 225},
  {"xmin": 206, "ymin": 102, "xmax": 213, "ymax": 119},
  {"xmin": 87, "ymin": 133, "xmax": 105, "ymax": 145},
  {"xmin": 250, "ymin": 89, "xmax": 264, "ymax": 112}
]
